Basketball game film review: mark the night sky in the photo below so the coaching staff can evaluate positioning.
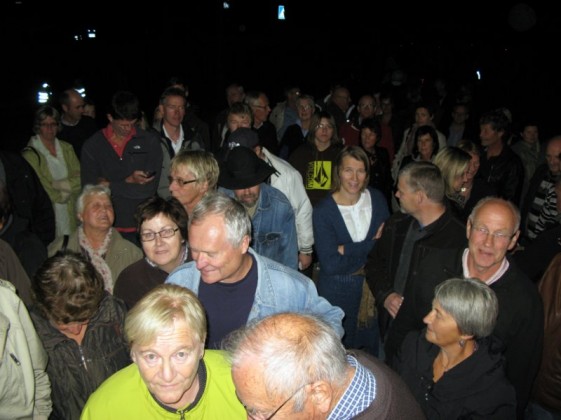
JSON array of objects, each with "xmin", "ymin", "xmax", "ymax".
[{"xmin": 1, "ymin": 1, "xmax": 557, "ymax": 150}]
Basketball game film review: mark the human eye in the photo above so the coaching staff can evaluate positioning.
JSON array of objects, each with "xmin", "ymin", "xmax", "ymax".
[
  {"xmin": 175, "ymin": 350, "xmax": 190, "ymax": 362},
  {"xmin": 143, "ymin": 353, "xmax": 159, "ymax": 365},
  {"xmin": 141, "ymin": 231, "xmax": 155, "ymax": 241},
  {"xmin": 493, "ymin": 231, "xmax": 510, "ymax": 240},
  {"xmin": 161, "ymin": 228, "xmax": 175, "ymax": 237}
]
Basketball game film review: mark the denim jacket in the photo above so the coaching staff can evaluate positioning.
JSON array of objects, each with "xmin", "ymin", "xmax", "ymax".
[
  {"xmin": 221, "ymin": 184, "xmax": 298, "ymax": 270},
  {"xmin": 166, "ymin": 248, "xmax": 344, "ymax": 337}
]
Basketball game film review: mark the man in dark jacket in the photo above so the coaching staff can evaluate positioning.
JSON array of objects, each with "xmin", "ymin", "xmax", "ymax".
[
  {"xmin": 365, "ymin": 161, "xmax": 466, "ymax": 364},
  {"xmin": 477, "ymin": 108, "xmax": 524, "ymax": 204},
  {"xmin": 462, "ymin": 197, "xmax": 543, "ymax": 418}
]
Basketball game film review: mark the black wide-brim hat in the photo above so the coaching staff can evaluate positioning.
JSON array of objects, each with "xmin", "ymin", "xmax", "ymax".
[{"xmin": 218, "ymin": 146, "xmax": 276, "ymax": 190}]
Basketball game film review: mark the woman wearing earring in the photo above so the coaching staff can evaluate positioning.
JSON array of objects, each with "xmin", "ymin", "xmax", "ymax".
[
  {"xmin": 113, "ymin": 195, "xmax": 189, "ymax": 309},
  {"xmin": 394, "ymin": 278, "xmax": 516, "ymax": 419}
]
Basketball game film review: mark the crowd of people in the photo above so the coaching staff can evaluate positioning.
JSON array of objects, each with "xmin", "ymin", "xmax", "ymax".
[{"xmin": 0, "ymin": 74, "xmax": 559, "ymax": 419}]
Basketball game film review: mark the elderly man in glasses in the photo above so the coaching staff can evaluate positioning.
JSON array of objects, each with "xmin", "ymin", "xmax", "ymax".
[
  {"xmin": 459, "ymin": 197, "xmax": 543, "ymax": 418},
  {"xmin": 225, "ymin": 312, "xmax": 423, "ymax": 419}
]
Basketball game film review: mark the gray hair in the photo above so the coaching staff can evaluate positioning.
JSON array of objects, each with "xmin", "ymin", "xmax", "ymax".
[
  {"xmin": 434, "ymin": 278, "xmax": 498, "ymax": 338},
  {"xmin": 398, "ymin": 161, "xmax": 445, "ymax": 203},
  {"xmin": 224, "ymin": 313, "xmax": 348, "ymax": 412},
  {"xmin": 76, "ymin": 184, "xmax": 112, "ymax": 215},
  {"xmin": 189, "ymin": 191, "xmax": 251, "ymax": 247},
  {"xmin": 468, "ymin": 196, "xmax": 521, "ymax": 232}
]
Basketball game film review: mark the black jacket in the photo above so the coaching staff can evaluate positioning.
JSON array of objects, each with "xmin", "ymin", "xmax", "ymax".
[
  {"xmin": 478, "ymin": 144, "xmax": 524, "ymax": 204},
  {"xmin": 365, "ymin": 209, "xmax": 466, "ymax": 363},
  {"xmin": 0, "ymin": 150, "xmax": 55, "ymax": 246},
  {"xmin": 395, "ymin": 331, "xmax": 516, "ymax": 419},
  {"xmin": 30, "ymin": 294, "xmax": 131, "ymax": 420}
]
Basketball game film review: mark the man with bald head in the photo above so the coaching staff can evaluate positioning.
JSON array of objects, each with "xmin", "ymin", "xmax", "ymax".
[
  {"xmin": 462, "ymin": 197, "xmax": 543, "ymax": 418},
  {"xmin": 58, "ymin": 89, "xmax": 98, "ymax": 158},
  {"xmin": 226, "ymin": 312, "xmax": 423, "ymax": 419},
  {"xmin": 522, "ymin": 135, "xmax": 561, "ymax": 242}
]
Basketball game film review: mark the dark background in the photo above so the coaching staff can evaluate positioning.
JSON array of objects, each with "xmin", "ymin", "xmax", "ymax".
[{"xmin": 1, "ymin": 1, "xmax": 557, "ymax": 151}]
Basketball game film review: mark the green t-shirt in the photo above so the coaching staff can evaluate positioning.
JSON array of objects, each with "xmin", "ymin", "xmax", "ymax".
[{"xmin": 81, "ymin": 350, "xmax": 245, "ymax": 419}]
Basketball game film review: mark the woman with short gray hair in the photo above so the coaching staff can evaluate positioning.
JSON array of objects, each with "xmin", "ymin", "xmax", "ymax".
[{"xmin": 395, "ymin": 277, "xmax": 516, "ymax": 419}]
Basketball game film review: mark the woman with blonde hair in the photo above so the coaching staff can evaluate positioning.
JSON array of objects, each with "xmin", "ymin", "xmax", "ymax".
[{"xmin": 433, "ymin": 146, "xmax": 471, "ymax": 211}]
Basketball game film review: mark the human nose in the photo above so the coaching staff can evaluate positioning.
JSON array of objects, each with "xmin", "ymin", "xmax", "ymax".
[
  {"xmin": 160, "ymin": 358, "xmax": 175, "ymax": 382},
  {"xmin": 195, "ymin": 253, "xmax": 208, "ymax": 270},
  {"xmin": 423, "ymin": 310, "xmax": 434, "ymax": 325}
]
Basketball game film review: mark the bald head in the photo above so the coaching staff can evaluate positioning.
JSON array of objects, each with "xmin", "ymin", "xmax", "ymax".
[
  {"xmin": 546, "ymin": 136, "xmax": 561, "ymax": 175},
  {"xmin": 469, "ymin": 197, "xmax": 520, "ymax": 232},
  {"xmin": 60, "ymin": 89, "xmax": 85, "ymax": 123}
]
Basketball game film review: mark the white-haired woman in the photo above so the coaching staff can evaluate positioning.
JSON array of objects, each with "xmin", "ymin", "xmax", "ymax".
[
  {"xmin": 395, "ymin": 278, "xmax": 516, "ymax": 419},
  {"xmin": 47, "ymin": 184, "xmax": 142, "ymax": 293}
]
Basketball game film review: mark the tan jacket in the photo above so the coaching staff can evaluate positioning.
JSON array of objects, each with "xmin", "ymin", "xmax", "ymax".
[{"xmin": 0, "ymin": 280, "xmax": 52, "ymax": 419}]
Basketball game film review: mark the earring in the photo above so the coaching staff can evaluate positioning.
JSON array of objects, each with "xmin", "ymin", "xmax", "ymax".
[{"xmin": 459, "ymin": 339, "xmax": 465, "ymax": 348}]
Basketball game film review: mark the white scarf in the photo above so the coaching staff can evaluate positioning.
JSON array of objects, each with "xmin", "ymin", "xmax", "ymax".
[{"xmin": 78, "ymin": 226, "xmax": 114, "ymax": 293}]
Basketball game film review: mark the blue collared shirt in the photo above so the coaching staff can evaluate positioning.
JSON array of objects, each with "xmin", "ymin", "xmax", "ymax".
[{"xmin": 328, "ymin": 355, "xmax": 376, "ymax": 420}]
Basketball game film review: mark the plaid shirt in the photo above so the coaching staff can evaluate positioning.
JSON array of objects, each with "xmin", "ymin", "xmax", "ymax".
[{"xmin": 328, "ymin": 355, "xmax": 376, "ymax": 420}]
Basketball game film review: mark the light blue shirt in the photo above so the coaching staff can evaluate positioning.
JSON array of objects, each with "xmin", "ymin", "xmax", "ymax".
[{"xmin": 166, "ymin": 248, "xmax": 344, "ymax": 337}]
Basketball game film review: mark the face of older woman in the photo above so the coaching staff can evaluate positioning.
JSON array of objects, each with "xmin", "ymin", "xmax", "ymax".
[
  {"xmin": 140, "ymin": 213, "xmax": 184, "ymax": 273},
  {"xmin": 423, "ymin": 300, "xmax": 462, "ymax": 348},
  {"xmin": 81, "ymin": 194, "xmax": 114, "ymax": 232},
  {"xmin": 38, "ymin": 116, "xmax": 59, "ymax": 143}
]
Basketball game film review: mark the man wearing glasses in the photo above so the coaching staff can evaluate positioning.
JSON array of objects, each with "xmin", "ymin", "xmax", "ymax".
[
  {"xmin": 462, "ymin": 197, "xmax": 543, "ymax": 418},
  {"xmin": 81, "ymin": 90, "xmax": 162, "ymax": 246},
  {"xmin": 226, "ymin": 312, "xmax": 423, "ymax": 419}
]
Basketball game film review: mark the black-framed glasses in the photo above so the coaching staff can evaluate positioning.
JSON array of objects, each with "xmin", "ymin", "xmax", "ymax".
[
  {"xmin": 140, "ymin": 228, "xmax": 179, "ymax": 242},
  {"xmin": 241, "ymin": 383, "xmax": 308, "ymax": 420},
  {"xmin": 168, "ymin": 176, "xmax": 198, "ymax": 187}
]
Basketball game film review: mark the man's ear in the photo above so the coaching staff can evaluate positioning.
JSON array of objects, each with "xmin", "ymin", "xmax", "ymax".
[
  {"xmin": 131, "ymin": 350, "xmax": 137, "ymax": 363},
  {"xmin": 241, "ymin": 234, "xmax": 251, "ymax": 253},
  {"xmin": 508, "ymin": 230, "xmax": 521, "ymax": 251},
  {"xmin": 309, "ymin": 381, "xmax": 333, "ymax": 414},
  {"xmin": 466, "ymin": 219, "xmax": 472, "ymax": 240}
]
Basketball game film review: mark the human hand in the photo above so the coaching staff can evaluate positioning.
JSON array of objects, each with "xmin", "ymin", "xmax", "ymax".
[
  {"xmin": 374, "ymin": 223, "xmax": 385, "ymax": 240},
  {"xmin": 298, "ymin": 253, "xmax": 313, "ymax": 271},
  {"xmin": 384, "ymin": 292, "xmax": 404, "ymax": 318},
  {"xmin": 127, "ymin": 170, "xmax": 155, "ymax": 184}
]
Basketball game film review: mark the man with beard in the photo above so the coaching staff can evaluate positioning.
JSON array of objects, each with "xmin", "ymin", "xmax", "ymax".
[{"xmin": 218, "ymin": 146, "xmax": 298, "ymax": 270}]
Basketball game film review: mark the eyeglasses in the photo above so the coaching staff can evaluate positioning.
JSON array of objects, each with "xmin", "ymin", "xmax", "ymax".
[
  {"xmin": 40, "ymin": 122, "xmax": 59, "ymax": 128},
  {"xmin": 168, "ymin": 176, "xmax": 198, "ymax": 187},
  {"xmin": 471, "ymin": 225, "xmax": 515, "ymax": 243},
  {"xmin": 298, "ymin": 105, "xmax": 313, "ymax": 111},
  {"xmin": 317, "ymin": 123, "xmax": 333, "ymax": 130},
  {"xmin": 252, "ymin": 104, "xmax": 270, "ymax": 110},
  {"xmin": 241, "ymin": 383, "xmax": 308, "ymax": 420},
  {"xmin": 140, "ymin": 227, "xmax": 179, "ymax": 242}
]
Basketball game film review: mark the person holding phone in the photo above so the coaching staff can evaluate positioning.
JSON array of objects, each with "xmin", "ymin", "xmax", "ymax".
[{"xmin": 81, "ymin": 91, "xmax": 163, "ymax": 246}]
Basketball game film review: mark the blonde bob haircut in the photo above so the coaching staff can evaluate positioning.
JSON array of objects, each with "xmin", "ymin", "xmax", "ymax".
[
  {"xmin": 433, "ymin": 146, "xmax": 471, "ymax": 198},
  {"xmin": 125, "ymin": 284, "xmax": 207, "ymax": 348}
]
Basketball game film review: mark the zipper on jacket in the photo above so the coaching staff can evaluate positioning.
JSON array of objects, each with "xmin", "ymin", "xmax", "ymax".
[{"xmin": 79, "ymin": 345, "xmax": 88, "ymax": 371}]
